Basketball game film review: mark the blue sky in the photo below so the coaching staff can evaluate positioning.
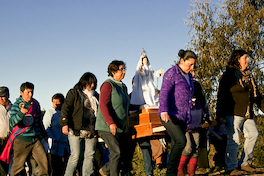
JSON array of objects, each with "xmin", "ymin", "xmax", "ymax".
[{"xmin": 1, "ymin": 0, "xmax": 192, "ymax": 111}]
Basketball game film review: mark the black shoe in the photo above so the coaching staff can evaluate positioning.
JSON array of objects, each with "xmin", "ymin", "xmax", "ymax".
[
  {"xmin": 121, "ymin": 172, "xmax": 132, "ymax": 176},
  {"xmin": 155, "ymin": 163, "xmax": 163, "ymax": 170}
]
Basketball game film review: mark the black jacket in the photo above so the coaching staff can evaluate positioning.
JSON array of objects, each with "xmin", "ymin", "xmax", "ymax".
[
  {"xmin": 216, "ymin": 68, "xmax": 262, "ymax": 119},
  {"xmin": 59, "ymin": 87, "xmax": 99, "ymax": 130}
]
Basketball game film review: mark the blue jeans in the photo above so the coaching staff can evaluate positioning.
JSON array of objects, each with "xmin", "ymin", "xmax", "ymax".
[
  {"xmin": 225, "ymin": 115, "xmax": 258, "ymax": 172},
  {"xmin": 98, "ymin": 131, "xmax": 131, "ymax": 176},
  {"xmin": 161, "ymin": 118, "xmax": 186, "ymax": 176},
  {"xmin": 64, "ymin": 136, "xmax": 97, "ymax": 176},
  {"xmin": 139, "ymin": 140, "xmax": 153, "ymax": 176},
  {"xmin": 97, "ymin": 142, "xmax": 110, "ymax": 166}
]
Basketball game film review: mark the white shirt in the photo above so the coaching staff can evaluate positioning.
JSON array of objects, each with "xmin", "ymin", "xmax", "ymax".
[{"xmin": 0, "ymin": 101, "xmax": 12, "ymax": 138}]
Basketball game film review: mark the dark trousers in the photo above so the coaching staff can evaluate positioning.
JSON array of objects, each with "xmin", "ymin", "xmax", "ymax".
[
  {"xmin": 161, "ymin": 118, "xmax": 186, "ymax": 176},
  {"xmin": 11, "ymin": 139, "xmax": 48, "ymax": 176},
  {"xmin": 210, "ymin": 135, "xmax": 227, "ymax": 167},
  {"xmin": 98, "ymin": 131, "xmax": 131, "ymax": 176},
  {"xmin": 198, "ymin": 129, "xmax": 209, "ymax": 169},
  {"xmin": 50, "ymin": 153, "xmax": 69, "ymax": 176},
  {"xmin": 0, "ymin": 138, "xmax": 8, "ymax": 175}
]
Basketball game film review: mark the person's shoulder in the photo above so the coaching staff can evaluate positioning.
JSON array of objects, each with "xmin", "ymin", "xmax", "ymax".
[
  {"xmin": 30, "ymin": 99, "xmax": 41, "ymax": 110},
  {"xmin": 164, "ymin": 65, "xmax": 174, "ymax": 75},
  {"xmin": 122, "ymin": 82, "xmax": 127, "ymax": 88},
  {"xmin": 100, "ymin": 82, "xmax": 112, "ymax": 93},
  {"xmin": 193, "ymin": 80, "xmax": 202, "ymax": 87},
  {"xmin": 101, "ymin": 81, "xmax": 112, "ymax": 88},
  {"xmin": 13, "ymin": 97, "xmax": 23, "ymax": 106},
  {"xmin": 122, "ymin": 83, "xmax": 128, "ymax": 92},
  {"xmin": 221, "ymin": 68, "xmax": 236, "ymax": 80},
  {"xmin": 32, "ymin": 98, "xmax": 40, "ymax": 104},
  {"xmin": 0, "ymin": 104, "xmax": 5, "ymax": 111},
  {"xmin": 46, "ymin": 106, "xmax": 56, "ymax": 113},
  {"xmin": 168, "ymin": 64, "xmax": 177, "ymax": 71},
  {"xmin": 66, "ymin": 88, "xmax": 78, "ymax": 96},
  {"xmin": 105, "ymin": 78, "xmax": 114, "ymax": 84},
  {"xmin": 43, "ymin": 107, "xmax": 55, "ymax": 117},
  {"xmin": 164, "ymin": 65, "xmax": 180, "ymax": 78},
  {"xmin": 68, "ymin": 88, "xmax": 77, "ymax": 93},
  {"xmin": 224, "ymin": 68, "xmax": 236, "ymax": 75}
]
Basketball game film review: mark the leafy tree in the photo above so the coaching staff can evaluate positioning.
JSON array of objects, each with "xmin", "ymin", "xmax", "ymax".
[{"xmin": 185, "ymin": 0, "xmax": 264, "ymax": 114}]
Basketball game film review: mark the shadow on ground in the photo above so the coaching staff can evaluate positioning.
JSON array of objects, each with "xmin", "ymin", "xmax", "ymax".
[{"xmin": 194, "ymin": 168, "xmax": 264, "ymax": 176}]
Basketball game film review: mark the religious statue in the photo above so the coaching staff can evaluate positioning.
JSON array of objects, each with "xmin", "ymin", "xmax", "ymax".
[{"xmin": 130, "ymin": 49, "xmax": 164, "ymax": 107}]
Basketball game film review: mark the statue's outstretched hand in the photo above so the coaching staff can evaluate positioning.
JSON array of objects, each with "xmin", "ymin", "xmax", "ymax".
[{"xmin": 139, "ymin": 65, "xmax": 143, "ymax": 72}]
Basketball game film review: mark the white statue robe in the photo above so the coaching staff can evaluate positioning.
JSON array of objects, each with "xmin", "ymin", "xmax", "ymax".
[{"xmin": 130, "ymin": 58, "xmax": 159, "ymax": 107}]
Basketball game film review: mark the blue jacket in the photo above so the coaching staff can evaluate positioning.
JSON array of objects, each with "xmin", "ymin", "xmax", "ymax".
[{"xmin": 43, "ymin": 106, "xmax": 70, "ymax": 156}]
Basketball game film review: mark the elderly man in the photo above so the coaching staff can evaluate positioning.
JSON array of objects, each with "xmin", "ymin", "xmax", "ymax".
[{"xmin": 0, "ymin": 86, "xmax": 12, "ymax": 175}]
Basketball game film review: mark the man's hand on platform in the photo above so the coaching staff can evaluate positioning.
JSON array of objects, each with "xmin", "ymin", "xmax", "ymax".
[
  {"xmin": 110, "ymin": 124, "xmax": 118, "ymax": 135},
  {"xmin": 161, "ymin": 112, "xmax": 170, "ymax": 123}
]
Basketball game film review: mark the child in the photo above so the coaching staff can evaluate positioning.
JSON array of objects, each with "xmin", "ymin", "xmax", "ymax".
[{"xmin": 209, "ymin": 122, "xmax": 227, "ymax": 170}]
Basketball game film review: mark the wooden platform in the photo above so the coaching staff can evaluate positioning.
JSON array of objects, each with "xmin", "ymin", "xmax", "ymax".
[
  {"xmin": 130, "ymin": 108, "xmax": 166, "ymax": 139},
  {"xmin": 201, "ymin": 121, "xmax": 217, "ymax": 128},
  {"xmin": 132, "ymin": 122, "xmax": 166, "ymax": 139}
]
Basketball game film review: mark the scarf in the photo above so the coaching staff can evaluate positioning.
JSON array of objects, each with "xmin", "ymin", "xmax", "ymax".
[
  {"xmin": 235, "ymin": 69, "xmax": 257, "ymax": 97},
  {"xmin": 82, "ymin": 89, "xmax": 98, "ymax": 117},
  {"xmin": 235, "ymin": 69, "xmax": 258, "ymax": 118}
]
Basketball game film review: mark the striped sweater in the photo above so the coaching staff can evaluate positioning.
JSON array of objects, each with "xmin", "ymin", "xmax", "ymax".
[{"xmin": 9, "ymin": 96, "xmax": 46, "ymax": 143}]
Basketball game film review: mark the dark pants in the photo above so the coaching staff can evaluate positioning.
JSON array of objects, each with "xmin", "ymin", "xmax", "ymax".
[
  {"xmin": 11, "ymin": 139, "xmax": 48, "ymax": 176},
  {"xmin": 50, "ymin": 153, "xmax": 69, "ymax": 176},
  {"xmin": 210, "ymin": 135, "xmax": 227, "ymax": 167},
  {"xmin": 98, "ymin": 131, "xmax": 132, "ymax": 176},
  {"xmin": 161, "ymin": 118, "xmax": 186, "ymax": 176},
  {"xmin": 0, "ymin": 138, "xmax": 8, "ymax": 176},
  {"xmin": 198, "ymin": 129, "xmax": 209, "ymax": 169}
]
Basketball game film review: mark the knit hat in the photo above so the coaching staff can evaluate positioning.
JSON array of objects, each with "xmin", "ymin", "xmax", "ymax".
[{"xmin": 0, "ymin": 87, "xmax": 9, "ymax": 98}]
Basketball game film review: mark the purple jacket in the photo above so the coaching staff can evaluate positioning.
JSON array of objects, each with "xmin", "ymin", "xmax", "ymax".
[{"xmin": 158, "ymin": 64, "xmax": 194, "ymax": 125}]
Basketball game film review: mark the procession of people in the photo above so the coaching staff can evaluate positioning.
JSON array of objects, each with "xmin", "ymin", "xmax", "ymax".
[{"xmin": 1, "ymin": 48, "xmax": 264, "ymax": 176}]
